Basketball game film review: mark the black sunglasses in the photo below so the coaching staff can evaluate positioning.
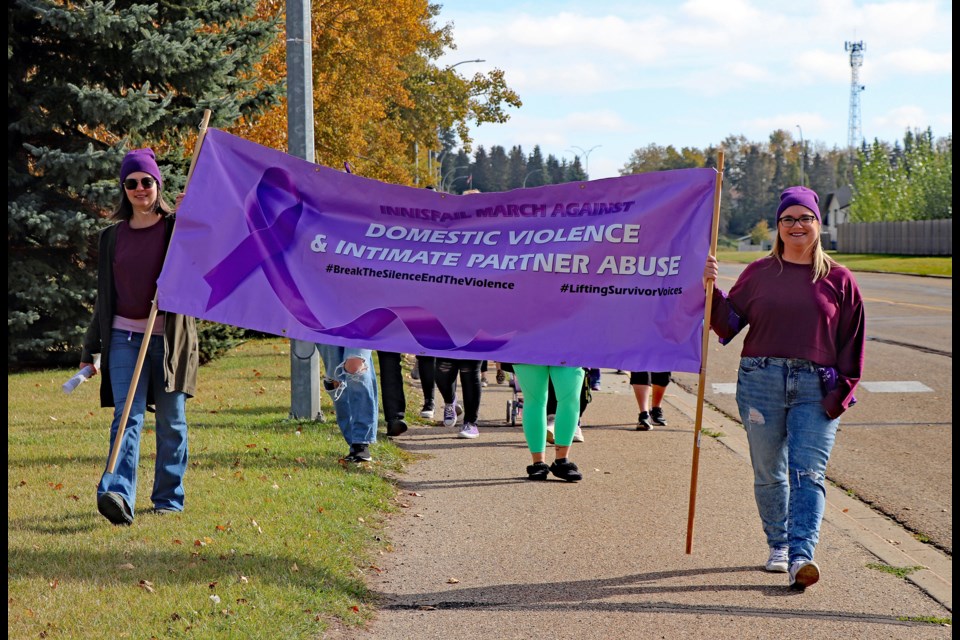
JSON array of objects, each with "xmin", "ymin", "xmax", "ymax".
[{"xmin": 123, "ymin": 177, "xmax": 156, "ymax": 190}]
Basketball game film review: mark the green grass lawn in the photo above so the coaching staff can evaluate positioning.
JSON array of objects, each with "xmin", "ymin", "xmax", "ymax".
[
  {"xmin": 715, "ymin": 250, "xmax": 952, "ymax": 277},
  {"xmin": 8, "ymin": 339, "xmax": 424, "ymax": 639}
]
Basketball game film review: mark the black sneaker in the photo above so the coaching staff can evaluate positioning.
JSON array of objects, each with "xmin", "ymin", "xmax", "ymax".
[
  {"xmin": 344, "ymin": 444, "xmax": 372, "ymax": 463},
  {"xmin": 549, "ymin": 459, "xmax": 582, "ymax": 482},
  {"xmin": 526, "ymin": 461, "xmax": 550, "ymax": 481},
  {"xmin": 636, "ymin": 412, "xmax": 652, "ymax": 431},
  {"xmin": 650, "ymin": 407, "xmax": 667, "ymax": 426},
  {"xmin": 386, "ymin": 419, "xmax": 408, "ymax": 437},
  {"xmin": 97, "ymin": 492, "xmax": 134, "ymax": 525}
]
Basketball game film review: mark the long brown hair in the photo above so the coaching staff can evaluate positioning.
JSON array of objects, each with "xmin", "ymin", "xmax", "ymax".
[{"xmin": 109, "ymin": 186, "xmax": 174, "ymax": 221}]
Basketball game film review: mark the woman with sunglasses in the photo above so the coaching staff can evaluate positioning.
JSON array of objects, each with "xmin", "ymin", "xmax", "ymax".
[
  {"xmin": 80, "ymin": 148, "xmax": 198, "ymax": 525},
  {"xmin": 703, "ymin": 186, "xmax": 865, "ymax": 591}
]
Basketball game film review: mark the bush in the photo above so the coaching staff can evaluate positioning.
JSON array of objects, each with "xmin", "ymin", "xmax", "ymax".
[{"xmin": 197, "ymin": 321, "xmax": 251, "ymax": 365}]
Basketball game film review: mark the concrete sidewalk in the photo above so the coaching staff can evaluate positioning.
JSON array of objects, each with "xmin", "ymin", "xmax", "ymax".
[{"xmin": 329, "ymin": 370, "xmax": 952, "ymax": 639}]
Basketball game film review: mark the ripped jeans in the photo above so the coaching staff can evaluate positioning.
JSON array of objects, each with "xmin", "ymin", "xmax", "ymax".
[
  {"xmin": 736, "ymin": 356, "xmax": 839, "ymax": 564},
  {"xmin": 316, "ymin": 344, "xmax": 378, "ymax": 446}
]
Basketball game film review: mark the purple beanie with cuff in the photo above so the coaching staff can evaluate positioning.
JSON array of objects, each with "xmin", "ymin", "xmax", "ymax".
[
  {"xmin": 120, "ymin": 148, "xmax": 162, "ymax": 186},
  {"xmin": 776, "ymin": 186, "xmax": 820, "ymax": 222}
]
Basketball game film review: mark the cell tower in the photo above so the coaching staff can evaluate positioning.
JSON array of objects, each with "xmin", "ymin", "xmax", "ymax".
[{"xmin": 845, "ymin": 40, "xmax": 866, "ymax": 151}]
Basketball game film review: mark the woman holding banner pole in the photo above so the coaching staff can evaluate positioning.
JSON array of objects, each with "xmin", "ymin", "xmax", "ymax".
[
  {"xmin": 81, "ymin": 148, "xmax": 199, "ymax": 525},
  {"xmin": 703, "ymin": 186, "xmax": 864, "ymax": 590}
]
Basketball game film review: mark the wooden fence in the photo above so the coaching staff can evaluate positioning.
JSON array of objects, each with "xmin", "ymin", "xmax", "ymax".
[{"xmin": 836, "ymin": 219, "xmax": 952, "ymax": 255}]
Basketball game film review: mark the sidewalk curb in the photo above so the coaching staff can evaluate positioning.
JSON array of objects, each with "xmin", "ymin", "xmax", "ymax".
[{"xmin": 665, "ymin": 382, "xmax": 953, "ymax": 612}]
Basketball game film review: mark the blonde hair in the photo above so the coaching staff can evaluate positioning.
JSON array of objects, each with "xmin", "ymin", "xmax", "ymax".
[
  {"xmin": 462, "ymin": 189, "xmax": 481, "ymax": 195},
  {"xmin": 769, "ymin": 220, "xmax": 837, "ymax": 282}
]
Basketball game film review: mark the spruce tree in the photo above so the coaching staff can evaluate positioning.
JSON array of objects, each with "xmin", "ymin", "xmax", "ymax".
[{"xmin": 8, "ymin": 0, "xmax": 282, "ymax": 367}]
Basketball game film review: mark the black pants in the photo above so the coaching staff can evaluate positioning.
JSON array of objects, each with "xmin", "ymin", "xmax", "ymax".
[
  {"xmin": 376, "ymin": 351, "xmax": 405, "ymax": 423},
  {"xmin": 416, "ymin": 355, "xmax": 436, "ymax": 407},
  {"xmin": 435, "ymin": 358, "xmax": 482, "ymax": 424}
]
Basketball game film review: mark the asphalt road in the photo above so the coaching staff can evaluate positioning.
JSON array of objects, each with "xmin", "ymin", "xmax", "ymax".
[{"xmin": 672, "ymin": 264, "xmax": 953, "ymax": 555}]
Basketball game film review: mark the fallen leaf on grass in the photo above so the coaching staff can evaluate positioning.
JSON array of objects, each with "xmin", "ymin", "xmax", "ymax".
[
  {"xmin": 49, "ymin": 579, "xmax": 59, "ymax": 590},
  {"xmin": 409, "ymin": 492, "xmax": 422, "ymax": 497},
  {"xmin": 139, "ymin": 580, "xmax": 154, "ymax": 593},
  {"xmin": 210, "ymin": 595, "xmax": 220, "ymax": 604},
  {"xmin": 291, "ymin": 563, "xmax": 299, "ymax": 572},
  {"xmin": 238, "ymin": 575, "xmax": 249, "ymax": 584},
  {"xmin": 119, "ymin": 563, "xmax": 135, "ymax": 570}
]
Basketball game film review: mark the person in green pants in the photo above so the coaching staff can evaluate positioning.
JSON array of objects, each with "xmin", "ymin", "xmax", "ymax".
[{"xmin": 512, "ymin": 364, "xmax": 585, "ymax": 482}]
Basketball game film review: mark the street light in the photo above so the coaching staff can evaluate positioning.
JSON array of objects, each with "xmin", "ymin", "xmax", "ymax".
[
  {"xmin": 429, "ymin": 60, "xmax": 485, "ymax": 185},
  {"xmin": 523, "ymin": 168, "xmax": 544, "ymax": 188},
  {"xmin": 568, "ymin": 145, "xmax": 601, "ymax": 178},
  {"xmin": 796, "ymin": 125, "xmax": 805, "ymax": 186},
  {"xmin": 445, "ymin": 58, "xmax": 485, "ymax": 71},
  {"xmin": 441, "ymin": 165, "xmax": 467, "ymax": 192}
]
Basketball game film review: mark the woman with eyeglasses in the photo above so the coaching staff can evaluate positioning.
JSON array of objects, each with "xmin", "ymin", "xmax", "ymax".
[
  {"xmin": 703, "ymin": 186, "xmax": 865, "ymax": 591},
  {"xmin": 80, "ymin": 148, "xmax": 198, "ymax": 525}
]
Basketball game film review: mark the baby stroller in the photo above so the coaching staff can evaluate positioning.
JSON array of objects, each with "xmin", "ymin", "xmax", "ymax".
[{"xmin": 501, "ymin": 363, "xmax": 523, "ymax": 426}]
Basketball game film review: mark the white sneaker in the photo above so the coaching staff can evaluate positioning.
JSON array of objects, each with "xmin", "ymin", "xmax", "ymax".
[
  {"xmin": 443, "ymin": 403, "xmax": 458, "ymax": 427},
  {"xmin": 765, "ymin": 546, "xmax": 789, "ymax": 573},
  {"xmin": 789, "ymin": 559, "xmax": 820, "ymax": 590},
  {"xmin": 546, "ymin": 414, "xmax": 556, "ymax": 444},
  {"xmin": 572, "ymin": 425, "xmax": 584, "ymax": 443},
  {"xmin": 420, "ymin": 405, "xmax": 434, "ymax": 419},
  {"xmin": 458, "ymin": 422, "xmax": 480, "ymax": 439}
]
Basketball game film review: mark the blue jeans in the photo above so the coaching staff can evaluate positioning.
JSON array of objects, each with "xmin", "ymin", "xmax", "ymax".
[
  {"xmin": 98, "ymin": 329, "xmax": 188, "ymax": 513},
  {"xmin": 736, "ymin": 357, "xmax": 839, "ymax": 563},
  {"xmin": 316, "ymin": 344, "xmax": 378, "ymax": 446}
]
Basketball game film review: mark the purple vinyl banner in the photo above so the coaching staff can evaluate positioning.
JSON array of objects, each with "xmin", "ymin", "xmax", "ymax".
[{"xmin": 157, "ymin": 129, "xmax": 717, "ymax": 373}]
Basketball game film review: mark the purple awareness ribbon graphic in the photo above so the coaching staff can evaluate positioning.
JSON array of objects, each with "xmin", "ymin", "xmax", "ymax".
[{"xmin": 202, "ymin": 167, "xmax": 512, "ymax": 352}]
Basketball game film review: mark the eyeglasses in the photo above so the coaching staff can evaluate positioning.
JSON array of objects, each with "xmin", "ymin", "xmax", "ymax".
[
  {"xmin": 123, "ymin": 177, "xmax": 156, "ymax": 190},
  {"xmin": 778, "ymin": 215, "xmax": 817, "ymax": 227}
]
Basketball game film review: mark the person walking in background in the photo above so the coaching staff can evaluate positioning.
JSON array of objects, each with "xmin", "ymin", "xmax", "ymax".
[
  {"xmin": 435, "ymin": 358, "xmax": 481, "ymax": 438},
  {"xmin": 513, "ymin": 364, "xmax": 585, "ymax": 481},
  {"xmin": 81, "ymin": 148, "xmax": 199, "ymax": 525},
  {"xmin": 703, "ymin": 186, "xmax": 865, "ymax": 591},
  {"xmin": 631, "ymin": 371, "xmax": 671, "ymax": 430},
  {"xmin": 317, "ymin": 344, "xmax": 379, "ymax": 463},
  {"xmin": 376, "ymin": 351, "xmax": 409, "ymax": 437}
]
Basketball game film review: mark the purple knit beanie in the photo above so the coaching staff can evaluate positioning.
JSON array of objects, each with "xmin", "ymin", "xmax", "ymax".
[
  {"xmin": 120, "ymin": 148, "xmax": 162, "ymax": 186},
  {"xmin": 776, "ymin": 186, "xmax": 820, "ymax": 222}
]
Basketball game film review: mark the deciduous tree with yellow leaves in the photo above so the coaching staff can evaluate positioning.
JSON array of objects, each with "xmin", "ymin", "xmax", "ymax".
[{"xmin": 235, "ymin": 0, "xmax": 521, "ymax": 184}]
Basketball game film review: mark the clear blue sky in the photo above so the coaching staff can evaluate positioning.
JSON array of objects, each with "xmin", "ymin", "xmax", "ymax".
[{"xmin": 435, "ymin": 0, "xmax": 953, "ymax": 179}]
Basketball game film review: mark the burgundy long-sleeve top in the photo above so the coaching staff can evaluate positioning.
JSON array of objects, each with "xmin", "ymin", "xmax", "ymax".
[{"xmin": 710, "ymin": 256, "xmax": 865, "ymax": 418}]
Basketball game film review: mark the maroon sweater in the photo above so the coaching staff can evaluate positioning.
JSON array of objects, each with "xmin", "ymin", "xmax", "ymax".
[
  {"xmin": 114, "ymin": 220, "xmax": 167, "ymax": 319},
  {"xmin": 710, "ymin": 256, "xmax": 865, "ymax": 418}
]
